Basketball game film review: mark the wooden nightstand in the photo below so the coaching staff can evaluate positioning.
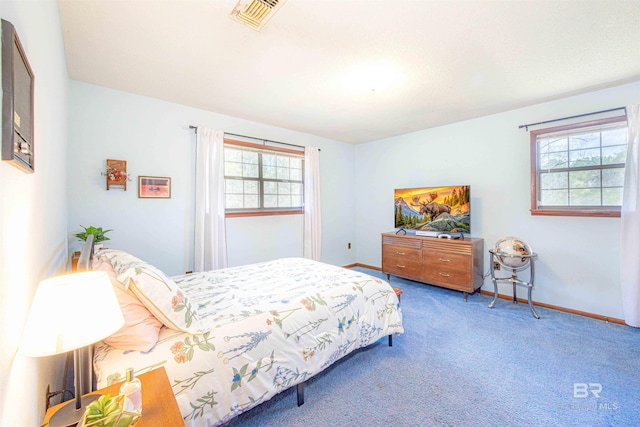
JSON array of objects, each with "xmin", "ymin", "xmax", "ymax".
[
  {"xmin": 43, "ymin": 367, "xmax": 183, "ymax": 427},
  {"xmin": 393, "ymin": 287, "xmax": 403, "ymax": 302}
]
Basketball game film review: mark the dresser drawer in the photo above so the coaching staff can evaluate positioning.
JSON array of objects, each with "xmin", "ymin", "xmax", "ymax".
[
  {"xmin": 382, "ymin": 237, "xmax": 423, "ymax": 279},
  {"xmin": 383, "ymin": 245, "xmax": 421, "ymax": 263},
  {"xmin": 423, "ymin": 251, "xmax": 470, "ymax": 271},
  {"xmin": 422, "ymin": 267, "xmax": 473, "ymax": 290},
  {"xmin": 383, "ymin": 255, "xmax": 422, "ymax": 278}
]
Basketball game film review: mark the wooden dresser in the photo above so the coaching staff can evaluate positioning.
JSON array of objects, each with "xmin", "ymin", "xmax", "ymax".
[{"xmin": 382, "ymin": 232, "xmax": 484, "ymax": 300}]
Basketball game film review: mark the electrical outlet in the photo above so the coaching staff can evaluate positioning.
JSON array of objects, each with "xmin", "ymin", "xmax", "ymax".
[
  {"xmin": 493, "ymin": 261, "xmax": 501, "ymax": 271},
  {"xmin": 348, "ymin": 242, "xmax": 351, "ymax": 249}
]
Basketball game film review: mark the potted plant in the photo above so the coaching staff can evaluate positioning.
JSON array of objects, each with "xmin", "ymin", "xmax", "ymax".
[{"xmin": 75, "ymin": 225, "xmax": 112, "ymax": 252}]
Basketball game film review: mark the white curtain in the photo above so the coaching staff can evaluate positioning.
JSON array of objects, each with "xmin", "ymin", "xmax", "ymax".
[
  {"xmin": 304, "ymin": 147, "xmax": 322, "ymax": 261},
  {"xmin": 194, "ymin": 127, "xmax": 228, "ymax": 271},
  {"xmin": 621, "ymin": 104, "xmax": 640, "ymax": 327}
]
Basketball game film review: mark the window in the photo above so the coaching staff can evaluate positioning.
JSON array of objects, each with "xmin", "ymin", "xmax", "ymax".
[
  {"xmin": 530, "ymin": 115, "xmax": 628, "ymax": 217},
  {"xmin": 224, "ymin": 139, "xmax": 304, "ymax": 216}
]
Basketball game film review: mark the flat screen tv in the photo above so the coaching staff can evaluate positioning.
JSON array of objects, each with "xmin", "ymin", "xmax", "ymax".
[{"xmin": 394, "ymin": 185, "xmax": 471, "ymax": 234}]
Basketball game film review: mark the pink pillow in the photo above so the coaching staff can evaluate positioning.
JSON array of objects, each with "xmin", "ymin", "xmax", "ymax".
[{"xmin": 92, "ymin": 259, "xmax": 163, "ymax": 352}]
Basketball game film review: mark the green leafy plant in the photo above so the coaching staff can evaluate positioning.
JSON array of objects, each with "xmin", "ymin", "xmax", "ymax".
[
  {"xmin": 81, "ymin": 394, "xmax": 135, "ymax": 427},
  {"xmin": 75, "ymin": 225, "xmax": 113, "ymax": 243}
]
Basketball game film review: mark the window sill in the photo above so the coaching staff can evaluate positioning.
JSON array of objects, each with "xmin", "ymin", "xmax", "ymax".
[
  {"xmin": 226, "ymin": 209, "xmax": 303, "ymax": 218},
  {"xmin": 530, "ymin": 207, "xmax": 620, "ymax": 218}
]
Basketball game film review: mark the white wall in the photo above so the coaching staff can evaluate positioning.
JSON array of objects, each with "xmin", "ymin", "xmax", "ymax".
[
  {"xmin": 355, "ymin": 81, "xmax": 640, "ymax": 319},
  {"xmin": 67, "ymin": 81, "xmax": 356, "ymax": 276},
  {"xmin": 0, "ymin": 1, "xmax": 69, "ymax": 425}
]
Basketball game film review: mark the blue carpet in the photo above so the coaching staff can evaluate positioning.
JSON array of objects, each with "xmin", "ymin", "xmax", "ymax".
[{"xmin": 226, "ymin": 269, "xmax": 640, "ymax": 426}]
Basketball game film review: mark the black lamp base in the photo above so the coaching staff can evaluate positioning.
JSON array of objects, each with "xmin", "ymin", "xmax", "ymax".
[{"xmin": 48, "ymin": 394, "xmax": 100, "ymax": 427}]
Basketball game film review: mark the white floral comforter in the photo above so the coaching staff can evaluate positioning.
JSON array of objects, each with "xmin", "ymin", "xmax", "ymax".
[{"xmin": 94, "ymin": 258, "xmax": 403, "ymax": 426}]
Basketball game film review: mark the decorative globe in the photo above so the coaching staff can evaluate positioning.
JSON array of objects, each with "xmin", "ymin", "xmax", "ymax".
[{"xmin": 494, "ymin": 237, "xmax": 533, "ymax": 269}]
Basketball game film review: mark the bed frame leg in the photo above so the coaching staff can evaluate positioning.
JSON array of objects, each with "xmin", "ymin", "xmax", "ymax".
[
  {"xmin": 388, "ymin": 334, "xmax": 393, "ymax": 346},
  {"xmin": 297, "ymin": 381, "xmax": 305, "ymax": 406}
]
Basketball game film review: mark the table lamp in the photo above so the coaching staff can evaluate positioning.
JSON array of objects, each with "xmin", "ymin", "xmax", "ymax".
[{"xmin": 20, "ymin": 271, "xmax": 125, "ymax": 427}]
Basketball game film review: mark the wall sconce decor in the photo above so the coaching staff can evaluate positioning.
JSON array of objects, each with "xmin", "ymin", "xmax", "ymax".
[
  {"xmin": 104, "ymin": 159, "xmax": 129, "ymax": 191},
  {"xmin": 1, "ymin": 19, "xmax": 35, "ymax": 173}
]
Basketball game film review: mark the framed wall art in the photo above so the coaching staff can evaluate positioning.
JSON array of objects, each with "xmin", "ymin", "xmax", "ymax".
[
  {"xmin": 138, "ymin": 176, "xmax": 171, "ymax": 198},
  {"xmin": 1, "ymin": 19, "xmax": 35, "ymax": 173}
]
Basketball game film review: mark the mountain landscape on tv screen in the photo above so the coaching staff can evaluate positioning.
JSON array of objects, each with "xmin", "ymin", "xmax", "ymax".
[{"xmin": 394, "ymin": 185, "xmax": 471, "ymax": 233}]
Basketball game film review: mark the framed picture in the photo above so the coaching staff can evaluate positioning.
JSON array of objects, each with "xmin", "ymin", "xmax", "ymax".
[
  {"xmin": 1, "ymin": 19, "xmax": 35, "ymax": 173},
  {"xmin": 138, "ymin": 176, "xmax": 171, "ymax": 198}
]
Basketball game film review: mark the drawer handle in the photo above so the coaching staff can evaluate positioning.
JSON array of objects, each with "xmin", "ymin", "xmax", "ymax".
[
  {"xmin": 439, "ymin": 258, "xmax": 450, "ymax": 262},
  {"xmin": 396, "ymin": 265, "xmax": 405, "ymax": 269},
  {"xmin": 396, "ymin": 251, "xmax": 406, "ymax": 255},
  {"xmin": 439, "ymin": 273, "xmax": 451, "ymax": 277}
]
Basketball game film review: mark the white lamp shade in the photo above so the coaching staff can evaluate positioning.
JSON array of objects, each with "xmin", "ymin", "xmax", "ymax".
[{"xmin": 20, "ymin": 271, "xmax": 125, "ymax": 357}]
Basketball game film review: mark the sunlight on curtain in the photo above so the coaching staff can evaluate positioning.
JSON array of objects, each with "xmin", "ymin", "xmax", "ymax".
[
  {"xmin": 621, "ymin": 105, "xmax": 640, "ymax": 327},
  {"xmin": 304, "ymin": 147, "xmax": 321, "ymax": 261},
  {"xmin": 195, "ymin": 128, "xmax": 227, "ymax": 271}
]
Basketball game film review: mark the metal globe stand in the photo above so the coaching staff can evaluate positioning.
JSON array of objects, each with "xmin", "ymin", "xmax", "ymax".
[{"xmin": 488, "ymin": 249, "xmax": 540, "ymax": 319}]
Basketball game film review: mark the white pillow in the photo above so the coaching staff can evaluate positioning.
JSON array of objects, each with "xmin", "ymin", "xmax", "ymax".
[{"xmin": 95, "ymin": 249, "xmax": 204, "ymax": 333}]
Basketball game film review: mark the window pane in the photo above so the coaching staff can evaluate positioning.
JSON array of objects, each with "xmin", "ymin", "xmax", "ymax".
[
  {"xmin": 290, "ymin": 168, "xmax": 301, "ymax": 181},
  {"xmin": 570, "ymin": 188, "xmax": 601, "ymax": 206},
  {"xmin": 569, "ymin": 170, "xmax": 600, "ymax": 189},
  {"xmin": 225, "ymin": 179, "xmax": 243, "ymax": 194},
  {"xmin": 243, "ymin": 151, "xmax": 258, "ymax": 164},
  {"xmin": 540, "ymin": 172, "xmax": 567, "ymax": 190},
  {"xmin": 290, "ymin": 157, "xmax": 302, "ymax": 169},
  {"xmin": 291, "ymin": 195, "xmax": 302, "ymax": 207},
  {"xmin": 569, "ymin": 147, "xmax": 600, "ymax": 167},
  {"xmin": 538, "ymin": 136, "xmax": 568, "ymax": 154},
  {"xmin": 278, "ymin": 182, "xmax": 291, "ymax": 194},
  {"xmin": 226, "ymin": 194, "xmax": 244, "ymax": 209},
  {"xmin": 263, "ymin": 165, "xmax": 276, "ymax": 179},
  {"xmin": 602, "ymin": 145, "xmax": 627, "ymax": 165},
  {"xmin": 539, "ymin": 152, "xmax": 568, "ymax": 170},
  {"xmin": 540, "ymin": 189, "xmax": 568, "ymax": 206},
  {"xmin": 264, "ymin": 181, "xmax": 277, "ymax": 194},
  {"xmin": 277, "ymin": 167, "xmax": 289, "ymax": 180},
  {"xmin": 602, "ymin": 127, "xmax": 627, "ymax": 147},
  {"xmin": 276, "ymin": 155, "xmax": 289, "ymax": 167},
  {"xmin": 278, "ymin": 195, "xmax": 291, "ymax": 207},
  {"xmin": 602, "ymin": 168, "xmax": 625, "ymax": 188},
  {"xmin": 244, "ymin": 180, "xmax": 259, "ymax": 194},
  {"xmin": 291, "ymin": 183, "xmax": 302, "ymax": 195},
  {"xmin": 603, "ymin": 188, "xmax": 623, "ymax": 205},
  {"xmin": 244, "ymin": 194, "xmax": 259, "ymax": 208},
  {"xmin": 243, "ymin": 163, "xmax": 259, "ymax": 178},
  {"xmin": 264, "ymin": 194, "xmax": 278, "ymax": 207},
  {"xmin": 225, "ymin": 161, "xmax": 243, "ymax": 177},
  {"xmin": 569, "ymin": 132, "xmax": 600, "ymax": 150},
  {"xmin": 263, "ymin": 153, "xmax": 276, "ymax": 166},
  {"xmin": 225, "ymin": 148, "xmax": 243, "ymax": 162}
]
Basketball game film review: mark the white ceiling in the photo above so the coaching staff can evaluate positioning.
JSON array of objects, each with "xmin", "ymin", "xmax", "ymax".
[{"xmin": 57, "ymin": 0, "xmax": 640, "ymax": 144}]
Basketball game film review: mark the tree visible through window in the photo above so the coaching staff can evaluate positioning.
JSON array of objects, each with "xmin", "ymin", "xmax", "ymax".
[
  {"xmin": 224, "ymin": 139, "xmax": 304, "ymax": 216},
  {"xmin": 530, "ymin": 115, "xmax": 627, "ymax": 217}
]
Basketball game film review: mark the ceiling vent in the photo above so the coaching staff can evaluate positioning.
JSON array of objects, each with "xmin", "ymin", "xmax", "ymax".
[{"xmin": 229, "ymin": 0, "xmax": 287, "ymax": 31}]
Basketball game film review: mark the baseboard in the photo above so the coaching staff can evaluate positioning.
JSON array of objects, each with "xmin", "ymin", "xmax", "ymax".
[
  {"xmin": 346, "ymin": 263, "xmax": 625, "ymax": 325},
  {"xmin": 347, "ymin": 263, "xmax": 381, "ymax": 271},
  {"xmin": 478, "ymin": 290, "xmax": 625, "ymax": 325}
]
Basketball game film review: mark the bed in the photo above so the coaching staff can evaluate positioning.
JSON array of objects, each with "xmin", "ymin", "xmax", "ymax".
[{"xmin": 88, "ymin": 248, "xmax": 403, "ymax": 426}]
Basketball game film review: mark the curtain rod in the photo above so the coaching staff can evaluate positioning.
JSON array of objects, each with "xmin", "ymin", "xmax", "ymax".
[
  {"xmin": 518, "ymin": 107, "xmax": 627, "ymax": 131},
  {"xmin": 189, "ymin": 126, "xmax": 318, "ymax": 151}
]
